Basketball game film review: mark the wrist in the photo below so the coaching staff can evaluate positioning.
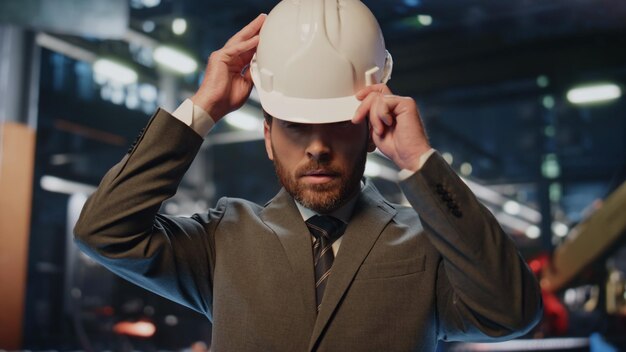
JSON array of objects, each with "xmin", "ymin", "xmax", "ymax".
[
  {"xmin": 190, "ymin": 94, "xmax": 221, "ymax": 122},
  {"xmin": 400, "ymin": 146, "xmax": 433, "ymax": 172}
]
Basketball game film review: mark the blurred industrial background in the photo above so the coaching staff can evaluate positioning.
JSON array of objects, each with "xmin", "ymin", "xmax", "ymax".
[{"xmin": 0, "ymin": 0, "xmax": 625, "ymax": 351}]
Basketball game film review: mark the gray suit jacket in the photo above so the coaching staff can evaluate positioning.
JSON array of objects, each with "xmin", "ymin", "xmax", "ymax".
[{"xmin": 74, "ymin": 109, "xmax": 542, "ymax": 351}]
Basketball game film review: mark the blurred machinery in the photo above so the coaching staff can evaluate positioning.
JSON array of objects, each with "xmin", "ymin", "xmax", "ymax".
[
  {"xmin": 539, "ymin": 180, "xmax": 626, "ymax": 342},
  {"xmin": 543, "ymin": 180, "xmax": 626, "ymax": 294},
  {"xmin": 445, "ymin": 181, "xmax": 626, "ymax": 351},
  {"xmin": 60, "ymin": 194, "xmax": 212, "ymax": 351},
  {"xmin": 547, "ymin": 179, "xmax": 626, "ymax": 349}
]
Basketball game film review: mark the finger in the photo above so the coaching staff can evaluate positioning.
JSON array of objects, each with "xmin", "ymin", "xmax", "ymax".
[
  {"xmin": 385, "ymin": 95, "xmax": 417, "ymax": 121},
  {"xmin": 356, "ymin": 83, "xmax": 392, "ymax": 100},
  {"xmin": 352, "ymin": 92, "xmax": 376, "ymax": 124},
  {"xmin": 371, "ymin": 130, "xmax": 384, "ymax": 148},
  {"xmin": 226, "ymin": 13, "xmax": 266, "ymax": 46},
  {"xmin": 356, "ymin": 84, "xmax": 390, "ymax": 99},
  {"xmin": 369, "ymin": 95, "xmax": 386, "ymax": 135},
  {"xmin": 239, "ymin": 46, "xmax": 257, "ymax": 66},
  {"xmin": 376, "ymin": 97, "xmax": 393, "ymax": 126},
  {"xmin": 223, "ymin": 35, "xmax": 260, "ymax": 57},
  {"xmin": 242, "ymin": 63, "xmax": 253, "ymax": 82}
]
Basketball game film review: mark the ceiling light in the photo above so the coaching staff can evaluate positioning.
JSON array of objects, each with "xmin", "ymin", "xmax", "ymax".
[
  {"xmin": 141, "ymin": 0, "xmax": 161, "ymax": 8},
  {"xmin": 142, "ymin": 20, "xmax": 155, "ymax": 33},
  {"xmin": 93, "ymin": 59, "xmax": 137, "ymax": 85},
  {"xmin": 503, "ymin": 200, "xmax": 521, "ymax": 215},
  {"xmin": 172, "ymin": 18, "xmax": 187, "ymax": 35},
  {"xmin": 542, "ymin": 95, "xmax": 555, "ymax": 109},
  {"xmin": 403, "ymin": 0, "xmax": 420, "ymax": 7},
  {"xmin": 460, "ymin": 162, "xmax": 472, "ymax": 176},
  {"xmin": 139, "ymin": 83, "xmax": 158, "ymax": 103},
  {"xmin": 40, "ymin": 175, "xmax": 96, "ymax": 195},
  {"xmin": 552, "ymin": 222, "xmax": 569, "ymax": 237},
  {"xmin": 541, "ymin": 153, "xmax": 560, "ymax": 179},
  {"xmin": 417, "ymin": 15, "xmax": 432, "ymax": 26},
  {"xmin": 536, "ymin": 75, "xmax": 549, "ymax": 88},
  {"xmin": 566, "ymin": 83, "xmax": 621, "ymax": 105},
  {"xmin": 224, "ymin": 110, "xmax": 262, "ymax": 131},
  {"xmin": 165, "ymin": 315, "xmax": 179, "ymax": 326},
  {"xmin": 442, "ymin": 152, "xmax": 453, "ymax": 165},
  {"xmin": 153, "ymin": 46, "xmax": 197, "ymax": 74},
  {"xmin": 525, "ymin": 225, "xmax": 541, "ymax": 239}
]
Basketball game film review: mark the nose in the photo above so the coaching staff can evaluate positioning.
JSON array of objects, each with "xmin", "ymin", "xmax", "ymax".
[{"xmin": 305, "ymin": 125, "xmax": 332, "ymax": 163}]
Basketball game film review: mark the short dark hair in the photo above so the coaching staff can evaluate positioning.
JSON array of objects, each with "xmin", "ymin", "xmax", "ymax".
[{"xmin": 263, "ymin": 109, "xmax": 273, "ymax": 127}]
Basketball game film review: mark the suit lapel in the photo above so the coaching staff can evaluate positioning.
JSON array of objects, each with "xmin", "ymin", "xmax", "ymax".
[
  {"xmin": 260, "ymin": 188, "xmax": 317, "ymax": 328},
  {"xmin": 308, "ymin": 181, "xmax": 396, "ymax": 351}
]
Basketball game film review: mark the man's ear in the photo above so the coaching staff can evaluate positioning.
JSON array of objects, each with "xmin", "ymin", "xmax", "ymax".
[
  {"xmin": 367, "ymin": 138, "xmax": 376, "ymax": 152},
  {"xmin": 263, "ymin": 120, "xmax": 274, "ymax": 160}
]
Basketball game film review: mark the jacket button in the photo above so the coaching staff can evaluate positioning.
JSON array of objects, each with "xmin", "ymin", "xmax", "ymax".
[
  {"xmin": 127, "ymin": 128, "xmax": 144, "ymax": 153},
  {"xmin": 436, "ymin": 184, "xmax": 445, "ymax": 194},
  {"xmin": 452, "ymin": 209, "xmax": 463, "ymax": 218}
]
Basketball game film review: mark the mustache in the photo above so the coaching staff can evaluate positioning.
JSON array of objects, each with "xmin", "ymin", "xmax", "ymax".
[{"xmin": 296, "ymin": 162, "xmax": 342, "ymax": 177}]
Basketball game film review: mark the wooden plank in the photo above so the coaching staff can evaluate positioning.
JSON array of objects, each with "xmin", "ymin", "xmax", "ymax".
[{"xmin": 0, "ymin": 122, "xmax": 36, "ymax": 349}]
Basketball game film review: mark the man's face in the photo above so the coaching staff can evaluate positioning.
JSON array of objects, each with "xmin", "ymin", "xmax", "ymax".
[{"xmin": 264, "ymin": 117, "xmax": 374, "ymax": 213}]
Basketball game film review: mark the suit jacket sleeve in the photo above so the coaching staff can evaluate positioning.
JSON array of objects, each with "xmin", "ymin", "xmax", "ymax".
[
  {"xmin": 399, "ymin": 153, "xmax": 543, "ymax": 342},
  {"xmin": 73, "ymin": 109, "xmax": 220, "ymax": 319}
]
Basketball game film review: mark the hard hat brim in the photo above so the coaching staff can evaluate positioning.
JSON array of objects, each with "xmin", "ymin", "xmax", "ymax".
[{"xmin": 253, "ymin": 85, "xmax": 361, "ymax": 124}]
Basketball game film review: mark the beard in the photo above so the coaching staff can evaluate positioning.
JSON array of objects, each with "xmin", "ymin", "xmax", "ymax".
[{"xmin": 272, "ymin": 145, "xmax": 368, "ymax": 214}]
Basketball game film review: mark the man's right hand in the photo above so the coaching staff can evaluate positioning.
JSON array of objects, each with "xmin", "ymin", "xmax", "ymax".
[{"xmin": 191, "ymin": 13, "xmax": 266, "ymax": 122}]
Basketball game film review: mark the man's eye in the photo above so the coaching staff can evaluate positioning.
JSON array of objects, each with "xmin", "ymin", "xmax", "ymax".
[
  {"xmin": 336, "ymin": 121, "xmax": 353, "ymax": 129},
  {"xmin": 285, "ymin": 122, "xmax": 306, "ymax": 130}
]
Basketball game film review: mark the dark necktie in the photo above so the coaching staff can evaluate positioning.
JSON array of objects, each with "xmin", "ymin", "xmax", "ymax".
[{"xmin": 306, "ymin": 215, "xmax": 346, "ymax": 312}]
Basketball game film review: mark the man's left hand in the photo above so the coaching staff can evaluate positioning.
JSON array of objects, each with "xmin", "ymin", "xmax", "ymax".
[{"xmin": 352, "ymin": 84, "xmax": 432, "ymax": 172}]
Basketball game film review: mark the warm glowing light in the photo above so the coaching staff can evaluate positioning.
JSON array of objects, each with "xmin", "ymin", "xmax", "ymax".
[
  {"xmin": 153, "ymin": 46, "xmax": 198, "ymax": 74},
  {"xmin": 567, "ymin": 83, "xmax": 621, "ymax": 105},
  {"xmin": 113, "ymin": 321, "xmax": 156, "ymax": 337},
  {"xmin": 529, "ymin": 259, "xmax": 542, "ymax": 273}
]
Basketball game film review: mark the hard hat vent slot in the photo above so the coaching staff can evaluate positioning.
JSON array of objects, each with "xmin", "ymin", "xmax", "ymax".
[
  {"xmin": 260, "ymin": 68, "xmax": 274, "ymax": 92},
  {"xmin": 365, "ymin": 67, "xmax": 380, "ymax": 86}
]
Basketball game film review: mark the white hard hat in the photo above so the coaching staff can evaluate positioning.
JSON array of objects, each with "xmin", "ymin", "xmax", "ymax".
[{"xmin": 251, "ymin": 0, "xmax": 393, "ymax": 124}]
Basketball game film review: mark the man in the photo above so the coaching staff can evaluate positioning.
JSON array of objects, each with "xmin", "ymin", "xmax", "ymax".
[{"xmin": 74, "ymin": 1, "xmax": 542, "ymax": 351}]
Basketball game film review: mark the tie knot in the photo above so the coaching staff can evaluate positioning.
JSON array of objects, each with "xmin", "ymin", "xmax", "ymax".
[{"xmin": 306, "ymin": 215, "xmax": 346, "ymax": 242}]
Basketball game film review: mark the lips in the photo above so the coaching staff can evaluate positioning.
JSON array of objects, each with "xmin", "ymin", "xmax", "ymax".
[
  {"xmin": 302, "ymin": 169, "xmax": 339, "ymax": 177},
  {"xmin": 299, "ymin": 168, "xmax": 340, "ymax": 185}
]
